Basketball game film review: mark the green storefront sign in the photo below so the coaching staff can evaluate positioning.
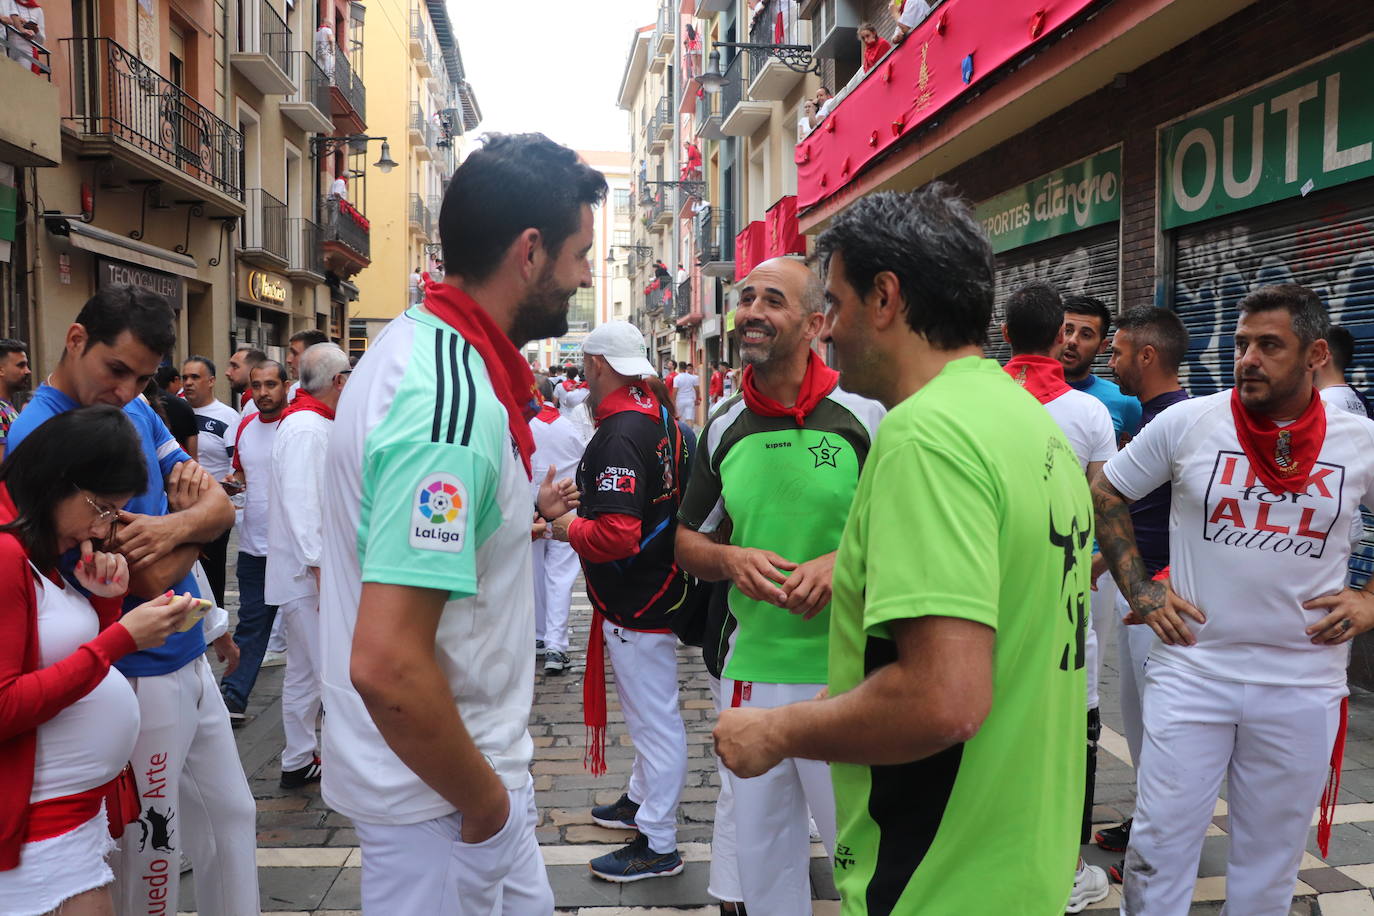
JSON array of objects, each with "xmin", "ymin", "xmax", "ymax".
[
  {"xmin": 976, "ymin": 148, "xmax": 1121, "ymax": 255},
  {"xmin": 1160, "ymin": 40, "xmax": 1374, "ymax": 230}
]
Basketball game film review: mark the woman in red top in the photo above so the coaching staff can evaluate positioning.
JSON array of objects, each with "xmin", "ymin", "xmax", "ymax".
[
  {"xmin": 0, "ymin": 406, "xmax": 192, "ymax": 916},
  {"xmin": 859, "ymin": 21, "xmax": 892, "ymax": 71}
]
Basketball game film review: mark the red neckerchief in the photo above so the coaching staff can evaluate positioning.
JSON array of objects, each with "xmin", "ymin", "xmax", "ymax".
[
  {"xmin": 593, "ymin": 383, "xmax": 660, "ymax": 426},
  {"xmin": 1229, "ymin": 387, "xmax": 1327, "ymax": 495},
  {"xmin": 422, "ymin": 281, "xmax": 539, "ymax": 477},
  {"xmin": 239, "ymin": 389, "xmax": 252, "ymax": 408},
  {"xmin": 560, "ymin": 378, "xmax": 586, "ymax": 392},
  {"xmin": 535, "ymin": 403, "xmax": 560, "ymax": 424},
  {"xmin": 1004, "ymin": 354, "xmax": 1071, "ymax": 405},
  {"xmin": 278, "ymin": 387, "xmax": 335, "ymax": 422},
  {"xmin": 863, "ymin": 37, "xmax": 891, "ymax": 70},
  {"xmin": 740, "ymin": 350, "xmax": 839, "ymax": 426},
  {"xmin": 12, "ymin": 0, "xmax": 38, "ymax": 9}
]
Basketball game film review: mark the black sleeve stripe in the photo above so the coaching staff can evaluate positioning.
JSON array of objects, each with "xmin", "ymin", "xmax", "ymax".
[
  {"xmin": 432, "ymin": 328, "xmax": 467, "ymax": 445},
  {"xmin": 459, "ymin": 340, "xmax": 476, "ymax": 447},
  {"xmin": 431, "ymin": 329, "xmax": 447, "ymax": 443},
  {"xmin": 445, "ymin": 334, "xmax": 462, "ymax": 444}
]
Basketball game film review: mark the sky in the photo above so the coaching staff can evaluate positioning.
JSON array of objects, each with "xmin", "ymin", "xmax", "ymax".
[{"xmin": 448, "ymin": 0, "xmax": 649, "ymax": 153}]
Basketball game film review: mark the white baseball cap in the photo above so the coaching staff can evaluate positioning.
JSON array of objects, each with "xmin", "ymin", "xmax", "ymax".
[{"xmin": 581, "ymin": 321, "xmax": 656, "ymax": 378}]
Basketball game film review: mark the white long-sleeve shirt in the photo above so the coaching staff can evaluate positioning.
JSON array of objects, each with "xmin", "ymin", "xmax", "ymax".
[{"xmin": 265, "ymin": 409, "xmax": 331, "ymax": 605}]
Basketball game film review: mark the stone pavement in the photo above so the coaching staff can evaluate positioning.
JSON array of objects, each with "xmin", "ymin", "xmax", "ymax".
[{"xmin": 183, "ymin": 574, "xmax": 1374, "ymax": 914}]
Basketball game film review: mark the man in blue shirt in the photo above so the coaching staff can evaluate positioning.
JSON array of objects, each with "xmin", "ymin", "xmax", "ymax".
[{"xmin": 8, "ymin": 285, "xmax": 257, "ymax": 916}]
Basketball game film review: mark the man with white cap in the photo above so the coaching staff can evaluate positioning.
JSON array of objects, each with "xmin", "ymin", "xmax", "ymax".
[{"xmin": 550, "ymin": 320, "xmax": 695, "ymax": 883}]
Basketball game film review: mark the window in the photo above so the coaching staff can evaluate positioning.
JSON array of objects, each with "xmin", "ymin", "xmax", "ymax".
[
  {"xmin": 613, "ymin": 188, "xmax": 632, "ymax": 218},
  {"xmin": 613, "ymin": 229, "xmax": 631, "ymax": 247},
  {"xmin": 568, "ymin": 288, "xmax": 595, "ymax": 330}
]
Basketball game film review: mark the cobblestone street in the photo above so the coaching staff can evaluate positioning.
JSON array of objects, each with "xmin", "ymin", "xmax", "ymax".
[{"xmin": 187, "ymin": 574, "xmax": 1374, "ymax": 914}]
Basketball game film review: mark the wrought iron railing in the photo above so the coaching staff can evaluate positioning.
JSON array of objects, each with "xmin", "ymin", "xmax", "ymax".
[
  {"xmin": 410, "ymin": 193, "xmax": 434, "ymax": 239},
  {"xmin": 646, "ymin": 284, "xmax": 669, "ymax": 313},
  {"xmin": 676, "ymin": 278, "xmax": 691, "ymax": 318},
  {"xmin": 653, "ymin": 4, "xmax": 675, "ymax": 51},
  {"xmin": 330, "ymin": 49, "xmax": 366, "ymax": 125},
  {"xmin": 747, "ymin": 0, "xmax": 803, "ymax": 75},
  {"xmin": 410, "ymin": 102, "xmax": 436, "ymax": 148},
  {"xmin": 694, "ymin": 90, "xmax": 722, "ymax": 139},
  {"xmin": 321, "ymin": 197, "xmax": 370, "ymax": 259},
  {"xmin": 241, "ymin": 188, "xmax": 288, "ymax": 260},
  {"xmin": 237, "ymin": 0, "xmax": 290, "ymax": 76},
  {"xmin": 428, "ymin": 194, "xmax": 443, "ymax": 229},
  {"xmin": 2, "ymin": 23, "xmax": 51, "ymax": 79},
  {"xmin": 288, "ymin": 217, "xmax": 324, "ymax": 275},
  {"xmin": 286, "ymin": 51, "xmax": 329, "ymax": 114},
  {"xmin": 63, "ymin": 38, "xmax": 243, "ymax": 200},
  {"xmin": 409, "ymin": 7, "xmax": 432, "ymax": 60},
  {"xmin": 696, "ymin": 206, "xmax": 734, "ymax": 264},
  {"xmin": 648, "ymin": 95, "xmax": 672, "ymax": 140},
  {"xmin": 720, "ymin": 51, "xmax": 748, "ymax": 121}
]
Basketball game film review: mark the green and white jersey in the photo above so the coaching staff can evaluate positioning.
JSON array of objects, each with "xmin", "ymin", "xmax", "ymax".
[
  {"xmin": 319, "ymin": 306, "xmax": 536, "ymax": 826},
  {"xmin": 678, "ymin": 388, "xmax": 884, "ymax": 684},
  {"xmin": 828, "ymin": 357, "xmax": 1089, "ymax": 915}
]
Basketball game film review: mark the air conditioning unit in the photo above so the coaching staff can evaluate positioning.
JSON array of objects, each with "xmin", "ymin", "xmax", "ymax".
[{"xmin": 802, "ymin": 0, "xmax": 860, "ymax": 60}]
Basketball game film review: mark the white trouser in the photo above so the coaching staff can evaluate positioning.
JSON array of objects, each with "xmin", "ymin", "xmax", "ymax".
[
  {"xmin": 1086, "ymin": 572, "xmax": 1117, "ymax": 711},
  {"xmin": 604, "ymin": 620, "xmax": 687, "ymax": 854},
  {"xmin": 113, "ymin": 657, "xmax": 259, "ymax": 916},
  {"xmin": 1114, "ymin": 591, "xmax": 1155, "ymax": 768},
  {"xmin": 723, "ymin": 678, "xmax": 836, "ymax": 916},
  {"xmin": 1122, "ymin": 664, "xmax": 1345, "ymax": 916},
  {"xmin": 530, "ymin": 538, "xmax": 578, "ymax": 654},
  {"xmin": 266, "ymin": 609, "xmax": 287, "ymax": 656},
  {"xmin": 707, "ymin": 675, "xmax": 742, "ymax": 904},
  {"xmin": 353, "ymin": 775, "xmax": 552, "ymax": 915},
  {"xmin": 279, "ymin": 595, "xmax": 323, "ymax": 771}
]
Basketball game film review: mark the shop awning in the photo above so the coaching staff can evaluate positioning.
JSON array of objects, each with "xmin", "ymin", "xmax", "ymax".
[{"xmin": 45, "ymin": 217, "xmax": 200, "ymax": 278}]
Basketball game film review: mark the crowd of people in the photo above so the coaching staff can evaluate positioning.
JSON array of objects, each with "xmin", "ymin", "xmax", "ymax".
[{"xmin": 2, "ymin": 129, "xmax": 1372, "ymax": 916}]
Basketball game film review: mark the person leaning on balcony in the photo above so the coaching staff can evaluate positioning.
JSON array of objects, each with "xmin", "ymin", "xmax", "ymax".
[
  {"xmin": 798, "ymin": 100, "xmax": 819, "ymax": 141},
  {"xmin": 314, "ymin": 22, "xmax": 334, "ymax": 76},
  {"xmin": 895, "ymin": 0, "xmax": 933, "ymax": 40},
  {"xmin": 815, "ymin": 86, "xmax": 836, "ymax": 121},
  {"xmin": 330, "ymin": 174, "xmax": 347, "ymax": 200},
  {"xmin": 1, "ymin": 0, "xmax": 45, "ymax": 73},
  {"xmin": 859, "ymin": 22, "xmax": 891, "ymax": 72}
]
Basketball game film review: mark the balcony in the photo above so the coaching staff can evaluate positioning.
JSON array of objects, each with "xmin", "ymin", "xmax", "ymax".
[
  {"xmin": 645, "ymin": 96, "xmax": 672, "ymax": 153},
  {"xmin": 678, "ymin": 40, "xmax": 701, "ymax": 115},
  {"xmin": 696, "ymin": 206, "xmax": 735, "ymax": 278},
  {"xmin": 410, "ymin": 7, "xmax": 433, "ymax": 75},
  {"xmin": 320, "ymin": 196, "xmax": 370, "ymax": 273},
  {"xmin": 645, "ymin": 284, "xmax": 669, "ymax": 314},
  {"xmin": 693, "ymin": 0, "xmax": 730, "ymax": 16},
  {"xmin": 650, "ymin": 5, "xmax": 675, "ymax": 72},
  {"xmin": 327, "ymin": 50, "xmax": 366, "ymax": 133},
  {"xmin": 231, "ymin": 0, "xmax": 293, "ymax": 95},
  {"xmin": 674, "ymin": 277, "xmax": 691, "ymax": 320},
  {"xmin": 280, "ymin": 52, "xmax": 332, "ymax": 133},
  {"xmin": 694, "ymin": 91, "xmax": 724, "ymax": 141},
  {"xmin": 239, "ymin": 188, "xmax": 289, "ymax": 268},
  {"xmin": 63, "ymin": 38, "xmax": 244, "ymax": 214},
  {"xmin": 0, "ymin": 26, "xmax": 59, "ymax": 167},
  {"xmin": 409, "ymin": 192, "xmax": 434, "ymax": 240},
  {"xmin": 720, "ymin": 52, "xmax": 769, "ymax": 136},
  {"xmin": 747, "ymin": 0, "xmax": 808, "ymax": 101},
  {"xmin": 286, "ymin": 217, "xmax": 325, "ymax": 281},
  {"xmin": 409, "ymin": 102, "xmax": 435, "ymax": 160}
]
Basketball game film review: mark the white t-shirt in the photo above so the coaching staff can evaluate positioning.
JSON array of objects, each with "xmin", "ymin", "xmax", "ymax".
[
  {"xmin": 1103, "ymin": 391, "xmax": 1374, "ymax": 687},
  {"xmin": 1320, "ymin": 384, "xmax": 1368, "ymax": 417},
  {"xmin": 530, "ymin": 407, "xmax": 585, "ymax": 503},
  {"xmin": 234, "ymin": 413, "xmax": 280, "ymax": 557},
  {"xmin": 192, "ymin": 398, "xmax": 240, "ymax": 483},
  {"xmin": 898, "ymin": 0, "xmax": 933, "ymax": 30},
  {"xmin": 1043, "ymin": 388, "xmax": 1116, "ymax": 471},
  {"xmin": 554, "ymin": 382, "xmax": 589, "ymax": 415},
  {"xmin": 673, "ymin": 372, "xmax": 699, "ymax": 404},
  {"xmin": 265, "ymin": 410, "xmax": 331, "ymax": 606},
  {"xmin": 319, "ymin": 307, "xmax": 535, "ymax": 826}
]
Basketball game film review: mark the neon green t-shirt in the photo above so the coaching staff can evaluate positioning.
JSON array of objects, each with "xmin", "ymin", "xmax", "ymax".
[{"xmin": 828, "ymin": 357, "xmax": 1089, "ymax": 916}]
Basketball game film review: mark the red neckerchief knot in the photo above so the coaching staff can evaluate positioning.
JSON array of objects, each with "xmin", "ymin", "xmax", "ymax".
[
  {"xmin": 1003, "ymin": 354, "xmax": 1071, "ymax": 405},
  {"xmin": 1229, "ymin": 387, "xmax": 1327, "ymax": 495},
  {"xmin": 739, "ymin": 350, "xmax": 838, "ymax": 426}
]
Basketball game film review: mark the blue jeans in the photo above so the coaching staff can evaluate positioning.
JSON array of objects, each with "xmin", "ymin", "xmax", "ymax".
[{"xmin": 220, "ymin": 552, "xmax": 278, "ymax": 711}]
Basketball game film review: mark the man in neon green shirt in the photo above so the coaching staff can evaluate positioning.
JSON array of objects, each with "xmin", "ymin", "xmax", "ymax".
[{"xmin": 713, "ymin": 184, "xmax": 1090, "ymax": 915}]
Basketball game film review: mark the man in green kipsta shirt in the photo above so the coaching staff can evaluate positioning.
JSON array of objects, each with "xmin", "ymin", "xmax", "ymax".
[
  {"xmin": 713, "ymin": 184, "xmax": 1091, "ymax": 916},
  {"xmin": 677, "ymin": 257, "xmax": 884, "ymax": 915}
]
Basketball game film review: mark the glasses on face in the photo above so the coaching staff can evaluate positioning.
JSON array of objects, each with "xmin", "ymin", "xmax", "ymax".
[{"xmin": 83, "ymin": 494, "xmax": 120, "ymax": 530}]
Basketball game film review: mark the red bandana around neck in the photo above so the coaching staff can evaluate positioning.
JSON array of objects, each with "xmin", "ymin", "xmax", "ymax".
[
  {"xmin": 1004, "ymin": 354, "xmax": 1071, "ymax": 405},
  {"xmin": 535, "ymin": 403, "xmax": 560, "ymax": 424},
  {"xmin": 422, "ymin": 281, "xmax": 539, "ymax": 477},
  {"xmin": 740, "ymin": 350, "xmax": 839, "ymax": 426},
  {"xmin": 593, "ymin": 383, "xmax": 661, "ymax": 426},
  {"xmin": 278, "ymin": 387, "xmax": 335, "ymax": 423},
  {"xmin": 1229, "ymin": 387, "xmax": 1327, "ymax": 495},
  {"xmin": 560, "ymin": 378, "xmax": 587, "ymax": 392}
]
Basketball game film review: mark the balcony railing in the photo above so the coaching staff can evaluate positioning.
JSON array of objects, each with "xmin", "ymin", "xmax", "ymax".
[
  {"xmin": 646, "ymin": 284, "xmax": 669, "ymax": 314},
  {"xmin": 694, "ymin": 90, "xmax": 723, "ymax": 140},
  {"xmin": 409, "ymin": 7, "xmax": 432, "ymax": 60},
  {"xmin": 746, "ymin": 0, "xmax": 803, "ymax": 74},
  {"xmin": 237, "ymin": 0, "xmax": 290, "ymax": 76},
  {"xmin": 63, "ymin": 38, "xmax": 243, "ymax": 200},
  {"xmin": 285, "ymin": 51, "xmax": 329, "ymax": 116},
  {"xmin": 3, "ymin": 23, "xmax": 51, "ymax": 79},
  {"xmin": 720, "ymin": 51, "xmax": 747, "ymax": 121},
  {"xmin": 321, "ymin": 196, "xmax": 370, "ymax": 259},
  {"xmin": 410, "ymin": 193, "xmax": 434, "ymax": 238},
  {"xmin": 241, "ymin": 188, "xmax": 288, "ymax": 261},
  {"xmin": 648, "ymin": 95, "xmax": 672, "ymax": 143},
  {"xmin": 288, "ymin": 217, "xmax": 325, "ymax": 276},
  {"xmin": 410, "ymin": 102, "xmax": 437, "ymax": 148},
  {"xmin": 675, "ymin": 278, "xmax": 691, "ymax": 319},
  {"xmin": 329, "ymin": 49, "xmax": 366, "ymax": 125},
  {"xmin": 653, "ymin": 4, "xmax": 675, "ymax": 54},
  {"xmin": 696, "ymin": 206, "xmax": 734, "ymax": 265}
]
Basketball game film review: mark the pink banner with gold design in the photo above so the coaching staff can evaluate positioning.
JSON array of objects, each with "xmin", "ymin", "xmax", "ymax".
[
  {"xmin": 734, "ymin": 220, "xmax": 766, "ymax": 282},
  {"xmin": 765, "ymin": 196, "xmax": 807, "ymax": 259},
  {"xmin": 795, "ymin": 0, "xmax": 1097, "ymax": 210}
]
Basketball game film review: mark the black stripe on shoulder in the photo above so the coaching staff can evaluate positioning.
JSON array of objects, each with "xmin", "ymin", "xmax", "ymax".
[
  {"xmin": 459, "ymin": 341, "xmax": 477, "ymax": 446},
  {"xmin": 431, "ymin": 330, "xmax": 446, "ymax": 442},
  {"xmin": 445, "ymin": 334, "xmax": 462, "ymax": 444}
]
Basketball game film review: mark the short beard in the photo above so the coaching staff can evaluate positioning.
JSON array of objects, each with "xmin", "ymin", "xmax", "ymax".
[
  {"xmin": 510, "ymin": 269, "xmax": 572, "ymax": 346},
  {"xmin": 1236, "ymin": 366, "xmax": 1308, "ymax": 414}
]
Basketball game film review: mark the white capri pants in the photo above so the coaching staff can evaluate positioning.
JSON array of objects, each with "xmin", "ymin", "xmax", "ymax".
[
  {"xmin": 1114, "ymin": 590, "xmax": 1156, "ymax": 768},
  {"xmin": 1122, "ymin": 663, "xmax": 1345, "ymax": 916},
  {"xmin": 279, "ymin": 595, "xmax": 323, "ymax": 771},
  {"xmin": 707, "ymin": 674, "xmax": 742, "ymax": 904},
  {"xmin": 531, "ymin": 538, "xmax": 579, "ymax": 654}
]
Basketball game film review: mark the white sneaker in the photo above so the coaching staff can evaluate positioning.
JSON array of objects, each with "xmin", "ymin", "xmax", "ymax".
[
  {"xmin": 260, "ymin": 651, "xmax": 287, "ymax": 668},
  {"xmin": 1066, "ymin": 861, "xmax": 1109, "ymax": 913}
]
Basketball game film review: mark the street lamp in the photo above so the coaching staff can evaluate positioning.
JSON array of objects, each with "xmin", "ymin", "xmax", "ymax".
[
  {"xmin": 311, "ymin": 135, "xmax": 397, "ymax": 174},
  {"xmin": 700, "ymin": 40, "xmax": 821, "ymax": 94},
  {"xmin": 606, "ymin": 244, "xmax": 653, "ymax": 263}
]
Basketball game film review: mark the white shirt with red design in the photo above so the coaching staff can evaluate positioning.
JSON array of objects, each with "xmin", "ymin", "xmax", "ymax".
[{"xmin": 1103, "ymin": 390, "xmax": 1374, "ymax": 687}]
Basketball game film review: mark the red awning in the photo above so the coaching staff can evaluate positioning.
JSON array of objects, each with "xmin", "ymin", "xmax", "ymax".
[
  {"xmin": 764, "ymin": 196, "xmax": 806, "ymax": 260},
  {"xmin": 733, "ymin": 220, "xmax": 766, "ymax": 282}
]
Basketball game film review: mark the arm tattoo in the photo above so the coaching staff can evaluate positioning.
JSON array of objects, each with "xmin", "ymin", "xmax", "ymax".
[{"xmin": 1090, "ymin": 475, "xmax": 1164, "ymax": 616}]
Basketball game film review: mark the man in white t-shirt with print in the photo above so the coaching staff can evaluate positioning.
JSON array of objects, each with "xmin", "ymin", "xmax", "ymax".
[
  {"xmin": 181, "ymin": 355, "xmax": 239, "ymax": 608},
  {"xmin": 673, "ymin": 362, "xmax": 700, "ymax": 427},
  {"xmin": 1316, "ymin": 325, "xmax": 1368, "ymax": 417},
  {"xmin": 318, "ymin": 133, "xmax": 602, "ymax": 913},
  {"xmin": 530, "ymin": 377, "xmax": 585, "ymax": 674},
  {"xmin": 1001, "ymin": 280, "xmax": 1114, "ymax": 912},
  {"xmin": 1093, "ymin": 284, "xmax": 1374, "ymax": 915}
]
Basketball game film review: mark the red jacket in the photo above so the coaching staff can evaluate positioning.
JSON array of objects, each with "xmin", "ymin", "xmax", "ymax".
[{"xmin": 0, "ymin": 486, "xmax": 132, "ymax": 870}]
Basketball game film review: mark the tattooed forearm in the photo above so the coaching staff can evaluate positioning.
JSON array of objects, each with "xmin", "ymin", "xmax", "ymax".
[{"xmin": 1089, "ymin": 473, "xmax": 1162, "ymax": 615}]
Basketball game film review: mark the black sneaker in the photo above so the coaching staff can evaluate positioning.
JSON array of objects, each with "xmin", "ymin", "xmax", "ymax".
[
  {"xmin": 588, "ymin": 833, "xmax": 684, "ymax": 882},
  {"xmin": 280, "ymin": 756, "xmax": 322, "ymax": 789},
  {"xmin": 1108, "ymin": 858, "xmax": 1126, "ymax": 884},
  {"xmin": 535, "ymin": 639, "xmax": 546, "ymax": 657},
  {"xmin": 223, "ymin": 696, "xmax": 246, "ymax": 728},
  {"xmin": 543, "ymin": 650, "xmax": 570, "ymax": 674},
  {"xmin": 1094, "ymin": 818, "xmax": 1131, "ymax": 852},
  {"xmin": 590, "ymin": 793, "xmax": 639, "ymax": 829}
]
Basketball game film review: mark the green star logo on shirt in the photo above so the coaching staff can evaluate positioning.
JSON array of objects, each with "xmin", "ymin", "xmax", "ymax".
[{"xmin": 809, "ymin": 435, "xmax": 842, "ymax": 469}]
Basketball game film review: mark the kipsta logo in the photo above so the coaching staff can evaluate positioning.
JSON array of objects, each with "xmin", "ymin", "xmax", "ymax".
[{"xmin": 418, "ymin": 478, "xmax": 462, "ymax": 524}]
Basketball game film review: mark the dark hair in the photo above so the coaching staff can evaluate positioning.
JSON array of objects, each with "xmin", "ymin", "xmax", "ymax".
[
  {"xmin": 1004, "ymin": 282, "xmax": 1064, "ymax": 354},
  {"xmin": 142, "ymin": 379, "xmax": 170, "ymax": 425},
  {"xmin": 155, "ymin": 365, "xmax": 181, "ymax": 388},
  {"xmin": 0, "ymin": 405, "xmax": 147, "ymax": 569},
  {"xmin": 644, "ymin": 375, "xmax": 678, "ymax": 420},
  {"xmin": 234, "ymin": 347, "xmax": 268, "ymax": 366},
  {"xmin": 0, "ymin": 339, "xmax": 27, "ymax": 360},
  {"xmin": 816, "ymin": 183, "xmax": 995, "ymax": 350},
  {"xmin": 1117, "ymin": 306, "xmax": 1189, "ymax": 373},
  {"xmin": 1327, "ymin": 325, "xmax": 1356, "ymax": 373},
  {"xmin": 440, "ymin": 133, "xmax": 608, "ymax": 284},
  {"xmin": 251, "ymin": 360, "xmax": 288, "ymax": 383},
  {"xmin": 565, "ymin": 365, "xmax": 577, "ymax": 378},
  {"xmin": 538, "ymin": 377, "xmax": 555, "ymax": 402},
  {"xmin": 290, "ymin": 329, "xmax": 329, "ymax": 348},
  {"xmin": 1063, "ymin": 295, "xmax": 1112, "ymax": 338},
  {"xmin": 75, "ymin": 285, "xmax": 177, "ymax": 357},
  {"xmin": 184, "ymin": 355, "xmax": 216, "ymax": 377},
  {"xmin": 1237, "ymin": 284, "xmax": 1330, "ymax": 347}
]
